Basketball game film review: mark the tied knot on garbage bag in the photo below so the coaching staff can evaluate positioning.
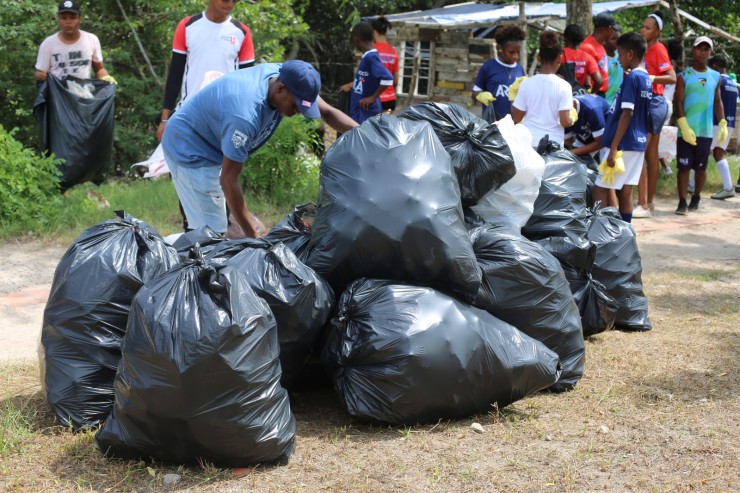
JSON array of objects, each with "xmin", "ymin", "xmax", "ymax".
[{"xmin": 597, "ymin": 150, "xmax": 625, "ymax": 186}]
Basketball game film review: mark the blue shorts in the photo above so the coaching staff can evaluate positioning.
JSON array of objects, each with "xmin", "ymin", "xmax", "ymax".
[
  {"xmin": 676, "ymin": 137, "xmax": 712, "ymax": 172},
  {"xmin": 163, "ymin": 151, "xmax": 227, "ymax": 233},
  {"xmin": 648, "ymin": 95, "xmax": 668, "ymax": 135}
]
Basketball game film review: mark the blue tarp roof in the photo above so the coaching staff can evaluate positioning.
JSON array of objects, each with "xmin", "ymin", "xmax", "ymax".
[{"xmin": 380, "ymin": 0, "xmax": 660, "ymax": 28}]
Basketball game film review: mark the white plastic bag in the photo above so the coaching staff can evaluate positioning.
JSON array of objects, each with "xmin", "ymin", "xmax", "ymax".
[
  {"xmin": 471, "ymin": 115, "xmax": 545, "ymax": 230},
  {"xmin": 131, "ymin": 143, "xmax": 170, "ymax": 178}
]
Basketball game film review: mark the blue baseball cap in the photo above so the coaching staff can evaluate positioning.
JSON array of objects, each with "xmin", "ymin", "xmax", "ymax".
[{"xmin": 279, "ymin": 60, "xmax": 321, "ymax": 118}]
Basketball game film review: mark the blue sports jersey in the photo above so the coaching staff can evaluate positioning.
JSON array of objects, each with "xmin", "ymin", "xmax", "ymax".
[
  {"xmin": 567, "ymin": 94, "xmax": 612, "ymax": 146},
  {"xmin": 601, "ymin": 67, "xmax": 652, "ymax": 152},
  {"xmin": 350, "ymin": 49, "xmax": 394, "ymax": 123},
  {"xmin": 162, "ymin": 64, "xmax": 282, "ymax": 167},
  {"xmin": 714, "ymin": 73, "xmax": 738, "ymax": 128},
  {"xmin": 680, "ymin": 67, "xmax": 720, "ymax": 138},
  {"xmin": 474, "ymin": 58, "xmax": 526, "ymax": 120}
]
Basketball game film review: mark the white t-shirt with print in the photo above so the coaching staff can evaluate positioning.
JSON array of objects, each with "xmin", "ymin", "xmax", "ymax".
[
  {"xmin": 35, "ymin": 30, "xmax": 103, "ymax": 80},
  {"xmin": 513, "ymin": 73, "xmax": 574, "ymax": 147}
]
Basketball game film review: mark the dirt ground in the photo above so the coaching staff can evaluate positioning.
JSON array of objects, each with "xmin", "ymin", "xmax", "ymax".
[{"xmin": 0, "ymin": 196, "xmax": 738, "ymax": 492}]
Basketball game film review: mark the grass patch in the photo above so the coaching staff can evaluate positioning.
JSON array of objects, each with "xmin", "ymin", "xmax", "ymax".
[
  {"xmin": 655, "ymin": 155, "xmax": 740, "ymax": 198},
  {"xmin": 0, "ymin": 177, "xmax": 316, "ymax": 245}
]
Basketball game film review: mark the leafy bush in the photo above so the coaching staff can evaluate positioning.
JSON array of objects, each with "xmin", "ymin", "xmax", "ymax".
[
  {"xmin": 241, "ymin": 116, "xmax": 323, "ymax": 204},
  {"xmin": 0, "ymin": 125, "xmax": 64, "ymax": 226}
]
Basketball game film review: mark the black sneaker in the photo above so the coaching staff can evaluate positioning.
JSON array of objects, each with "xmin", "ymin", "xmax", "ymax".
[
  {"xmin": 675, "ymin": 198, "xmax": 688, "ymax": 215},
  {"xmin": 688, "ymin": 194, "xmax": 700, "ymax": 211},
  {"xmin": 736, "ymin": 184, "xmax": 740, "ymax": 193}
]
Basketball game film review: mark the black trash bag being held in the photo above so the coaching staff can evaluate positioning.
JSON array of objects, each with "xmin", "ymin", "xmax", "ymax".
[
  {"xmin": 468, "ymin": 225, "xmax": 585, "ymax": 391},
  {"xmin": 321, "ymin": 279, "xmax": 561, "ymax": 425},
  {"xmin": 536, "ymin": 235, "xmax": 618, "ymax": 337},
  {"xmin": 263, "ymin": 203, "xmax": 316, "ymax": 263},
  {"xmin": 33, "ymin": 76, "xmax": 116, "ymax": 190},
  {"xmin": 586, "ymin": 207, "xmax": 652, "ymax": 331},
  {"xmin": 95, "ymin": 251, "xmax": 295, "ymax": 466},
  {"xmin": 40, "ymin": 211, "xmax": 179, "ymax": 430},
  {"xmin": 399, "ymin": 102, "xmax": 516, "ymax": 205},
  {"xmin": 522, "ymin": 137, "xmax": 590, "ymax": 241},
  {"xmin": 307, "ymin": 115, "xmax": 481, "ymax": 297}
]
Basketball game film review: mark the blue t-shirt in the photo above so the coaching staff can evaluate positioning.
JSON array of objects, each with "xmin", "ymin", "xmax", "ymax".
[
  {"xmin": 350, "ymin": 49, "xmax": 394, "ymax": 124},
  {"xmin": 680, "ymin": 67, "xmax": 720, "ymax": 138},
  {"xmin": 714, "ymin": 73, "xmax": 738, "ymax": 128},
  {"xmin": 474, "ymin": 58, "xmax": 526, "ymax": 120},
  {"xmin": 566, "ymin": 94, "xmax": 611, "ymax": 146},
  {"xmin": 162, "ymin": 64, "xmax": 283, "ymax": 168},
  {"xmin": 601, "ymin": 67, "xmax": 652, "ymax": 152}
]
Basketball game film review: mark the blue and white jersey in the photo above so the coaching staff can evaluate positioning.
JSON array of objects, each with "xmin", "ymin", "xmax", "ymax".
[
  {"xmin": 162, "ymin": 64, "xmax": 283, "ymax": 167},
  {"xmin": 350, "ymin": 49, "xmax": 394, "ymax": 124},
  {"xmin": 566, "ymin": 94, "xmax": 611, "ymax": 146},
  {"xmin": 714, "ymin": 73, "xmax": 738, "ymax": 128},
  {"xmin": 601, "ymin": 67, "xmax": 652, "ymax": 152},
  {"xmin": 473, "ymin": 58, "xmax": 526, "ymax": 120}
]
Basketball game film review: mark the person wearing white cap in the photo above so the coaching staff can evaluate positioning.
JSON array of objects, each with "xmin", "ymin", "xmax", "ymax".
[
  {"xmin": 673, "ymin": 36, "xmax": 727, "ymax": 214},
  {"xmin": 161, "ymin": 61, "xmax": 358, "ymax": 237}
]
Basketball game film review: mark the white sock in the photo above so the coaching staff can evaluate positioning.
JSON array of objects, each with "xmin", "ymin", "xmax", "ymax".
[
  {"xmin": 716, "ymin": 159, "xmax": 732, "ymax": 191},
  {"xmin": 689, "ymin": 170, "xmax": 695, "ymax": 189}
]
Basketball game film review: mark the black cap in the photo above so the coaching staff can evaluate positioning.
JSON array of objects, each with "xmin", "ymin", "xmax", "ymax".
[
  {"xmin": 593, "ymin": 13, "xmax": 621, "ymax": 31},
  {"xmin": 58, "ymin": 0, "xmax": 81, "ymax": 15}
]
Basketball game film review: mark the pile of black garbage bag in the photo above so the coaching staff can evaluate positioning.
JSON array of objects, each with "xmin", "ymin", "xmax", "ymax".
[{"xmin": 41, "ymin": 107, "xmax": 650, "ymax": 469}]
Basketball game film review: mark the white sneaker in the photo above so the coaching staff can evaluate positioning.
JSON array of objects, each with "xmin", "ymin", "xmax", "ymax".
[
  {"xmin": 710, "ymin": 189, "xmax": 736, "ymax": 200},
  {"xmin": 632, "ymin": 205, "xmax": 652, "ymax": 218}
]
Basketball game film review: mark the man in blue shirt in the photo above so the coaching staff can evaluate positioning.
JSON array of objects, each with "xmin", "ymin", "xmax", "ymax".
[
  {"xmin": 162, "ymin": 60, "xmax": 357, "ymax": 237},
  {"xmin": 593, "ymin": 32, "xmax": 652, "ymax": 223}
]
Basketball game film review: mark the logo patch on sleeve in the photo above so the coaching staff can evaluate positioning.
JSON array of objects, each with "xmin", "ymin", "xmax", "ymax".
[{"xmin": 231, "ymin": 130, "xmax": 248, "ymax": 149}]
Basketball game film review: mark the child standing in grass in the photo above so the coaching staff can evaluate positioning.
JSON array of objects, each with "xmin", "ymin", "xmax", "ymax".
[
  {"xmin": 592, "ymin": 32, "xmax": 652, "ymax": 223},
  {"xmin": 707, "ymin": 55, "xmax": 738, "ymax": 200}
]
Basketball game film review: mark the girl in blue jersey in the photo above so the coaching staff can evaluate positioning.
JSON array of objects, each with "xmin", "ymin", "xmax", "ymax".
[
  {"xmin": 674, "ymin": 36, "xmax": 726, "ymax": 214},
  {"xmin": 472, "ymin": 25, "xmax": 527, "ymax": 123}
]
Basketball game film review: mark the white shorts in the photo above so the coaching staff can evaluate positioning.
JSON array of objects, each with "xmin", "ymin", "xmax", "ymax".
[
  {"xmin": 710, "ymin": 125, "xmax": 731, "ymax": 150},
  {"xmin": 595, "ymin": 150, "xmax": 645, "ymax": 190}
]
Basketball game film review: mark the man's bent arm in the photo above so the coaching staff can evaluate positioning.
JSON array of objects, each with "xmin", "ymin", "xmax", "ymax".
[
  {"xmin": 318, "ymin": 97, "xmax": 359, "ymax": 133},
  {"xmin": 220, "ymin": 157, "xmax": 266, "ymax": 237}
]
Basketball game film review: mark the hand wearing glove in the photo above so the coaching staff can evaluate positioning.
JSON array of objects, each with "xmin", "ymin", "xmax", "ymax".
[
  {"xmin": 100, "ymin": 75, "xmax": 117, "ymax": 85},
  {"xmin": 476, "ymin": 91, "xmax": 495, "ymax": 106},
  {"xmin": 567, "ymin": 107, "xmax": 579, "ymax": 126},
  {"xmin": 597, "ymin": 150, "xmax": 624, "ymax": 186},
  {"xmin": 649, "ymin": 75, "xmax": 656, "ymax": 83},
  {"xmin": 508, "ymin": 76, "xmax": 527, "ymax": 102},
  {"xmin": 676, "ymin": 116, "xmax": 697, "ymax": 146},
  {"xmin": 717, "ymin": 118, "xmax": 729, "ymax": 144}
]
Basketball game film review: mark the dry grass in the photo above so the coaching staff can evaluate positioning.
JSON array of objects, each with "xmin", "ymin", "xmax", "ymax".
[{"xmin": 1, "ymin": 269, "xmax": 738, "ymax": 493}]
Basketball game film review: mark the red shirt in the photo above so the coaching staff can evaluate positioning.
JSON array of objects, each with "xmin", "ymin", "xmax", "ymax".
[
  {"xmin": 375, "ymin": 42, "xmax": 399, "ymax": 102},
  {"xmin": 643, "ymin": 42, "xmax": 672, "ymax": 95},
  {"xmin": 562, "ymin": 47, "xmax": 600, "ymax": 87},
  {"xmin": 580, "ymin": 35, "xmax": 608, "ymax": 93}
]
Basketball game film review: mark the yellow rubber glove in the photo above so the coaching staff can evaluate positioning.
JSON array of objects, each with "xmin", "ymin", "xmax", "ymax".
[
  {"xmin": 508, "ymin": 76, "xmax": 527, "ymax": 102},
  {"xmin": 476, "ymin": 91, "xmax": 495, "ymax": 106},
  {"xmin": 676, "ymin": 116, "xmax": 697, "ymax": 146},
  {"xmin": 100, "ymin": 75, "xmax": 117, "ymax": 85},
  {"xmin": 717, "ymin": 118, "xmax": 729, "ymax": 144},
  {"xmin": 567, "ymin": 107, "xmax": 579, "ymax": 126},
  {"xmin": 597, "ymin": 150, "xmax": 624, "ymax": 186},
  {"xmin": 649, "ymin": 75, "xmax": 656, "ymax": 83}
]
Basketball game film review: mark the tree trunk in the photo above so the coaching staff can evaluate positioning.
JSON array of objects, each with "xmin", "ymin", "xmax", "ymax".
[
  {"xmin": 567, "ymin": 0, "xmax": 592, "ymax": 30},
  {"xmin": 668, "ymin": 0, "xmax": 685, "ymax": 66}
]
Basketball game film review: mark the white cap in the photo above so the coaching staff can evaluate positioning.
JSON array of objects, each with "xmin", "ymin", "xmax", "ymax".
[{"xmin": 693, "ymin": 36, "xmax": 713, "ymax": 49}]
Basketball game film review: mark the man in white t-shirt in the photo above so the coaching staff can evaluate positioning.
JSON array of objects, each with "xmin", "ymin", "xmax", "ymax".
[{"xmin": 34, "ymin": 1, "xmax": 114, "ymax": 83}]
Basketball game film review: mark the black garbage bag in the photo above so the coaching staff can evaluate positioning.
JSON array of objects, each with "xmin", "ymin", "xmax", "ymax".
[
  {"xmin": 522, "ymin": 137, "xmax": 590, "ymax": 241},
  {"xmin": 537, "ymin": 235, "xmax": 618, "ymax": 337},
  {"xmin": 399, "ymin": 102, "xmax": 516, "ymax": 205},
  {"xmin": 95, "ymin": 251, "xmax": 295, "ymax": 466},
  {"xmin": 262, "ymin": 203, "xmax": 316, "ymax": 263},
  {"xmin": 468, "ymin": 225, "xmax": 585, "ymax": 391},
  {"xmin": 307, "ymin": 115, "xmax": 481, "ymax": 296},
  {"xmin": 321, "ymin": 279, "xmax": 561, "ymax": 425},
  {"xmin": 33, "ymin": 76, "xmax": 116, "ymax": 191},
  {"xmin": 40, "ymin": 211, "xmax": 179, "ymax": 430},
  {"xmin": 219, "ymin": 242, "xmax": 335, "ymax": 389},
  {"xmin": 586, "ymin": 207, "xmax": 652, "ymax": 331},
  {"xmin": 171, "ymin": 226, "xmax": 226, "ymax": 256}
]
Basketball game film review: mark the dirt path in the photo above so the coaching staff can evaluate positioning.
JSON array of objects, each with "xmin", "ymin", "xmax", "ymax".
[{"xmin": 1, "ymin": 197, "xmax": 738, "ymax": 363}]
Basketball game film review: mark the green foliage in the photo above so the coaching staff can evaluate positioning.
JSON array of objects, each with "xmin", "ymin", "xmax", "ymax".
[
  {"xmin": 241, "ymin": 116, "xmax": 323, "ymax": 204},
  {"xmin": 239, "ymin": 0, "xmax": 310, "ymax": 62},
  {"xmin": 0, "ymin": 125, "xmax": 64, "ymax": 227}
]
